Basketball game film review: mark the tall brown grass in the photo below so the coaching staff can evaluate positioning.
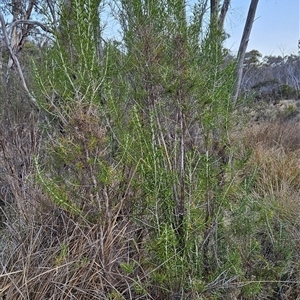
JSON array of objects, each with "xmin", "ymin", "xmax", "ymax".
[
  {"xmin": 223, "ymin": 120, "xmax": 300, "ymax": 299},
  {"xmin": 244, "ymin": 121, "xmax": 300, "ymax": 221},
  {"xmin": 0, "ymin": 208, "xmax": 147, "ymax": 299}
]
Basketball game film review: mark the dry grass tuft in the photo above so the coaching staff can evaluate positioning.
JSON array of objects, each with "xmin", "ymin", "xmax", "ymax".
[
  {"xmin": 245, "ymin": 121, "xmax": 300, "ymax": 152},
  {"xmin": 0, "ymin": 207, "xmax": 148, "ymax": 300},
  {"xmin": 243, "ymin": 121, "xmax": 300, "ymax": 223}
]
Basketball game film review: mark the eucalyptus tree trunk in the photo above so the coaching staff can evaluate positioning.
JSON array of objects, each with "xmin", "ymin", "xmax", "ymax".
[
  {"xmin": 210, "ymin": 0, "xmax": 230, "ymax": 30},
  {"xmin": 0, "ymin": 1, "xmax": 36, "ymax": 101},
  {"xmin": 233, "ymin": 0, "xmax": 259, "ymax": 104},
  {"xmin": 210, "ymin": 0, "xmax": 219, "ymax": 16},
  {"xmin": 218, "ymin": 0, "xmax": 230, "ymax": 29},
  {"xmin": 0, "ymin": 0, "xmax": 50, "ymax": 102}
]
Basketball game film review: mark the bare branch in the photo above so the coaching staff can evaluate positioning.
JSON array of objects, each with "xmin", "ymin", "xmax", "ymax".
[
  {"xmin": 10, "ymin": 19, "xmax": 53, "ymax": 33},
  {"xmin": 0, "ymin": 12, "xmax": 37, "ymax": 103},
  {"xmin": 46, "ymin": 0, "xmax": 57, "ymax": 26}
]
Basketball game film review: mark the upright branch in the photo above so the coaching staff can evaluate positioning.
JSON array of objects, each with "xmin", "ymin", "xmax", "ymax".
[
  {"xmin": 210, "ymin": 0, "xmax": 230, "ymax": 30},
  {"xmin": 210, "ymin": 0, "xmax": 220, "ymax": 17},
  {"xmin": 174, "ymin": 0, "xmax": 188, "ymax": 249},
  {"xmin": 9, "ymin": 0, "xmax": 37, "ymax": 67},
  {"xmin": 218, "ymin": 0, "xmax": 230, "ymax": 29},
  {"xmin": 58, "ymin": 0, "xmax": 102, "ymax": 65},
  {"xmin": 233, "ymin": 0, "xmax": 259, "ymax": 104}
]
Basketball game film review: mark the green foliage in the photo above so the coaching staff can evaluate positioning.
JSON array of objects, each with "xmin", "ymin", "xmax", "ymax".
[
  {"xmin": 244, "ymin": 49, "xmax": 262, "ymax": 67},
  {"xmin": 279, "ymin": 84, "xmax": 297, "ymax": 99},
  {"xmin": 34, "ymin": 0, "xmax": 103, "ymax": 119},
  {"xmin": 110, "ymin": 2, "xmax": 238, "ymax": 298},
  {"xmin": 34, "ymin": 0, "xmax": 238, "ymax": 297},
  {"xmin": 4, "ymin": 0, "xmax": 300, "ymax": 299}
]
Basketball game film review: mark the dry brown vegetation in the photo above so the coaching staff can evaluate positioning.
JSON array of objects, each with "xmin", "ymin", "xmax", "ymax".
[
  {"xmin": 244, "ymin": 121, "xmax": 300, "ymax": 210},
  {"xmin": 229, "ymin": 118, "xmax": 300, "ymax": 299},
  {"xmin": 2, "ymin": 100, "xmax": 300, "ymax": 299},
  {"xmin": 1, "ymin": 210, "xmax": 145, "ymax": 299}
]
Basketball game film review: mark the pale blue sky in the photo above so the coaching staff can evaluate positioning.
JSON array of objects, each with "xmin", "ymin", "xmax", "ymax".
[
  {"xmin": 225, "ymin": 0, "xmax": 299, "ymax": 56},
  {"xmin": 101, "ymin": 0, "xmax": 299, "ymax": 56},
  {"xmin": 2, "ymin": 0, "xmax": 298, "ymax": 57}
]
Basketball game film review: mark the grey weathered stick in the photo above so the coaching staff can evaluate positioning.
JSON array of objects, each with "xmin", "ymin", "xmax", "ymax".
[{"xmin": 0, "ymin": 12, "xmax": 37, "ymax": 103}]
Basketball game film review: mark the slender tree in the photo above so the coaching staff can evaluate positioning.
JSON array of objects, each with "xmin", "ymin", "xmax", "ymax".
[
  {"xmin": 210, "ymin": 0, "xmax": 231, "ymax": 30},
  {"xmin": 233, "ymin": 0, "xmax": 260, "ymax": 104}
]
